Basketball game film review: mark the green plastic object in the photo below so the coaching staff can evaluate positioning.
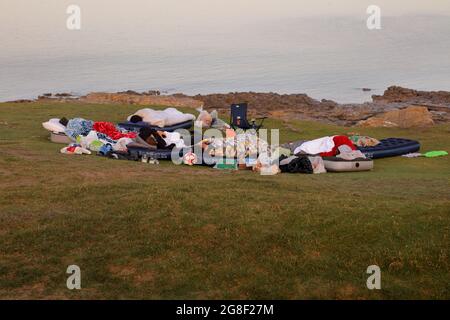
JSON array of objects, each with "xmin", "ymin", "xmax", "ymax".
[
  {"xmin": 424, "ymin": 151, "xmax": 448, "ymax": 158},
  {"xmin": 214, "ymin": 159, "xmax": 238, "ymax": 170}
]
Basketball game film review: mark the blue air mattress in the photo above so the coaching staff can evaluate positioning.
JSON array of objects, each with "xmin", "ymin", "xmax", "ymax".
[
  {"xmin": 118, "ymin": 120, "xmax": 193, "ymax": 132},
  {"xmin": 126, "ymin": 146, "xmax": 217, "ymax": 166},
  {"xmin": 357, "ymin": 138, "xmax": 420, "ymax": 159},
  {"xmin": 127, "ymin": 146, "xmax": 178, "ymax": 160}
]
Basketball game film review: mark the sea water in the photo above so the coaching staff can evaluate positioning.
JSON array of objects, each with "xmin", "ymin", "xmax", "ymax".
[{"xmin": 1, "ymin": 15, "xmax": 449, "ymax": 103}]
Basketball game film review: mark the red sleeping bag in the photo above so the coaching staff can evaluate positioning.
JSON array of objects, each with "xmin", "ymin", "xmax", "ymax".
[
  {"xmin": 93, "ymin": 122, "xmax": 137, "ymax": 140},
  {"xmin": 320, "ymin": 135, "xmax": 357, "ymax": 157}
]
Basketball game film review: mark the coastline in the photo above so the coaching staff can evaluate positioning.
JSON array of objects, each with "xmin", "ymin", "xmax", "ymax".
[{"xmin": 6, "ymin": 86, "xmax": 450, "ymax": 127}]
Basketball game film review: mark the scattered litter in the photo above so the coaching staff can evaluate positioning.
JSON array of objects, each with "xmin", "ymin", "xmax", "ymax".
[
  {"xmin": 60, "ymin": 144, "xmax": 91, "ymax": 155},
  {"xmin": 402, "ymin": 153, "xmax": 422, "ymax": 158},
  {"xmin": 43, "ymin": 104, "xmax": 445, "ymax": 175},
  {"xmin": 402, "ymin": 151, "xmax": 447, "ymax": 158},
  {"xmin": 424, "ymin": 151, "xmax": 448, "ymax": 158}
]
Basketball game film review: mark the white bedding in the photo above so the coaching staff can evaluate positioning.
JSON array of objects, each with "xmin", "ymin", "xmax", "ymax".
[
  {"xmin": 128, "ymin": 108, "xmax": 195, "ymax": 127},
  {"xmin": 42, "ymin": 118, "xmax": 66, "ymax": 133},
  {"xmin": 293, "ymin": 136, "xmax": 335, "ymax": 155}
]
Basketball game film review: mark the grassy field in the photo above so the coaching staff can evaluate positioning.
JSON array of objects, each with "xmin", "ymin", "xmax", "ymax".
[{"xmin": 0, "ymin": 101, "xmax": 449, "ymax": 299}]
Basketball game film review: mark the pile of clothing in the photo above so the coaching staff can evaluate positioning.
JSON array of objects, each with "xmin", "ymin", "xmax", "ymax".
[
  {"xmin": 278, "ymin": 155, "xmax": 326, "ymax": 174},
  {"xmin": 180, "ymin": 129, "xmax": 277, "ymax": 173},
  {"xmin": 43, "ymin": 111, "xmax": 379, "ymax": 176},
  {"xmin": 348, "ymin": 135, "xmax": 380, "ymax": 148},
  {"xmin": 278, "ymin": 135, "xmax": 376, "ymax": 174},
  {"xmin": 292, "ymin": 135, "xmax": 363, "ymax": 158},
  {"xmin": 63, "ymin": 117, "xmax": 136, "ymax": 153},
  {"xmin": 42, "ymin": 116, "xmax": 187, "ymax": 157}
]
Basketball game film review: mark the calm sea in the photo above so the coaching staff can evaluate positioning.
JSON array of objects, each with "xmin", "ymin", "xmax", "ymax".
[{"xmin": 1, "ymin": 15, "xmax": 449, "ymax": 103}]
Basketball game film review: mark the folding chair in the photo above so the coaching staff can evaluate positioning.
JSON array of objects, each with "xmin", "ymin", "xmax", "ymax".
[{"xmin": 229, "ymin": 103, "xmax": 266, "ymax": 131}]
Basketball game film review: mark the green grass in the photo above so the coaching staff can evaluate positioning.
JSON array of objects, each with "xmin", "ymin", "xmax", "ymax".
[{"xmin": 0, "ymin": 101, "xmax": 449, "ymax": 299}]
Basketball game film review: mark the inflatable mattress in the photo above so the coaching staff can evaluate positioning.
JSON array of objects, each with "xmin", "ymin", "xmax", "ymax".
[
  {"xmin": 357, "ymin": 138, "xmax": 420, "ymax": 159},
  {"xmin": 50, "ymin": 132, "xmax": 72, "ymax": 144},
  {"xmin": 118, "ymin": 120, "xmax": 193, "ymax": 132},
  {"xmin": 323, "ymin": 157, "xmax": 374, "ymax": 172},
  {"xmin": 126, "ymin": 146, "xmax": 217, "ymax": 166},
  {"xmin": 127, "ymin": 146, "xmax": 178, "ymax": 160}
]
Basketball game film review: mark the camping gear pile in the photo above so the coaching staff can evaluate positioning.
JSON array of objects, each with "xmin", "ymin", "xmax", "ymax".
[
  {"xmin": 279, "ymin": 135, "xmax": 374, "ymax": 173},
  {"xmin": 42, "ymin": 104, "xmax": 443, "ymax": 175}
]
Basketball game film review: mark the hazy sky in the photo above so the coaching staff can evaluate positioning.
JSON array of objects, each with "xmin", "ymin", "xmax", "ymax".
[
  {"xmin": 2, "ymin": 0, "xmax": 450, "ymax": 28},
  {"xmin": 1, "ymin": 0, "xmax": 450, "ymax": 56}
]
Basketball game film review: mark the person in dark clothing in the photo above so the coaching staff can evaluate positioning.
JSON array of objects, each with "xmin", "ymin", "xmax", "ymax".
[
  {"xmin": 279, "ymin": 155, "xmax": 314, "ymax": 174},
  {"xmin": 139, "ymin": 127, "xmax": 175, "ymax": 149},
  {"xmin": 59, "ymin": 117, "xmax": 69, "ymax": 126},
  {"xmin": 130, "ymin": 115, "xmax": 143, "ymax": 123}
]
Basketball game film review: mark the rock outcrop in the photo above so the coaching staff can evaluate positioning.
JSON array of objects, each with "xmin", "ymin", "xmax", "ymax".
[
  {"xmin": 80, "ymin": 92, "xmax": 203, "ymax": 109},
  {"xmin": 372, "ymin": 86, "xmax": 450, "ymax": 105},
  {"xmin": 357, "ymin": 106, "xmax": 435, "ymax": 128},
  {"xmin": 193, "ymin": 92, "xmax": 400, "ymax": 125},
  {"xmin": 20, "ymin": 86, "xmax": 450, "ymax": 126}
]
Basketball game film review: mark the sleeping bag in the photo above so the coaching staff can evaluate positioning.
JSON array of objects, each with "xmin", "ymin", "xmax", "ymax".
[{"xmin": 127, "ymin": 108, "xmax": 196, "ymax": 127}]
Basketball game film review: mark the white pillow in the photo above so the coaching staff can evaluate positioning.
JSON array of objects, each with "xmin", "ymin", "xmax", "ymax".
[{"xmin": 42, "ymin": 118, "xmax": 66, "ymax": 133}]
